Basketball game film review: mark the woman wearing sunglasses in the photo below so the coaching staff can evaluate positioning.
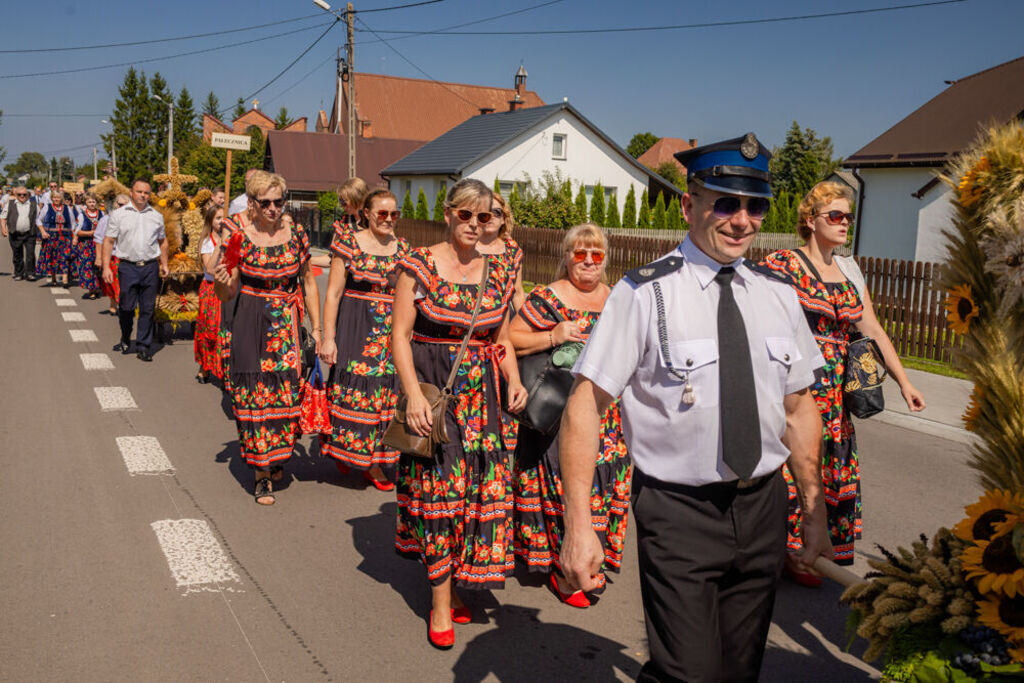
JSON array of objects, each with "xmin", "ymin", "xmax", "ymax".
[
  {"xmin": 319, "ymin": 188, "xmax": 409, "ymax": 490},
  {"xmin": 761, "ymin": 181, "xmax": 925, "ymax": 584},
  {"xmin": 214, "ymin": 171, "xmax": 322, "ymax": 505},
  {"xmin": 478, "ymin": 191, "xmax": 526, "ymax": 315},
  {"xmin": 508, "ymin": 223, "xmax": 631, "ymax": 608},
  {"xmin": 391, "ymin": 178, "xmax": 528, "ymax": 648}
]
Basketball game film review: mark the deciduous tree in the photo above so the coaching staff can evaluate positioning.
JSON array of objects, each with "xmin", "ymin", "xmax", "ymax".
[
  {"xmin": 769, "ymin": 121, "xmax": 841, "ymax": 197},
  {"xmin": 653, "ymin": 161, "xmax": 686, "ymax": 191},
  {"xmin": 182, "ymin": 126, "xmax": 264, "ymax": 195},
  {"xmin": 627, "ymin": 132, "xmax": 659, "ymax": 159},
  {"xmin": 5, "ymin": 151, "xmax": 48, "ymax": 182}
]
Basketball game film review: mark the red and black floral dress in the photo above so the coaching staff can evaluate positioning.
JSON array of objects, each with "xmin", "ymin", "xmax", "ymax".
[
  {"xmin": 761, "ymin": 249, "xmax": 864, "ymax": 565},
  {"xmin": 227, "ymin": 221, "xmax": 310, "ymax": 470},
  {"xmin": 321, "ymin": 228, "xmax": 409, "ymax": 470},
  {"xmin": 511, "ymin": 285, "xmax": 632, "ymax": 588},
  {"xmin": 194, "ymin": 237, "xmax": 222, "ymax": 379},
  {"xmin": 394, "ymin": 247, "xmax": 517, "ymax": 589}
]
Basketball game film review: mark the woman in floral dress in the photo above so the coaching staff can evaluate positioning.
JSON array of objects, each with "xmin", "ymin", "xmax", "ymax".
[
  {"xmin": 74, "ymin": 195, "xmax": 102, "ymax": 298},
  {"xmin": 509, "ymin": 224, "xmax": 630, "ymax": 608},
  {"xmin": 332, "ymin": 176, "xmax": 369, "ymax": 235},
  {"xmin": 214, "ymin": 171, "xmax": 322, "ymax": 505},
  {"xmin": 36, "ymin": 191, "xmax": 76, "ymax": 286},
  {"xmin": 194, "ymin": 204, "xmax": 225, "ymax": 384},
  {"xmin": 391, "ymin": 178, "xmax": 528, "ymax": 649},
  {"xmin": 478, "ymin": 191, "xmax": 526, "ymax": 314},
  {"xmin": 320, "ymin": 188, "xmax": 409, "ymax": 490},
  {"xmin": 761, "ymin": 181, "xmax": 925, "ymax": 578}
]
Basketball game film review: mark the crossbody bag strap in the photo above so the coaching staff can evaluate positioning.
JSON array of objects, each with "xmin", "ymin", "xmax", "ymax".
[
  {"xmin": 792, "ymin": 248, "xmax": 825, "ymax": 282},
  {"xmin": 442, "ymin": 257, "xmax": 491, "ymax": 393}
]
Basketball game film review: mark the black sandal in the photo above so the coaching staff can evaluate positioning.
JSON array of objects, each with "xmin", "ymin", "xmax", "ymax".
[
  {"xmin": 270, "ymin": 465, "xmax": 284, "ymax": 482},
  {"xmin": 254, "ymin": 478, "xmax": 275, "ymax": 505}
]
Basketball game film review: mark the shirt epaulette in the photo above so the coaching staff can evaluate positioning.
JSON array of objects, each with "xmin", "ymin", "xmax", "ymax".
[
  {"xmin": 625, "ymin": 256, "xmax": 685, "ymax": 284},
  {"xmin": 743, "ymin": 259, "xmax": 788, "ymax": 284}
]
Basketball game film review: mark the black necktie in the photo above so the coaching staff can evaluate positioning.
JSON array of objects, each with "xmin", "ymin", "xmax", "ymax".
[{"xmin": 715, "ymin": 267, "xmax": 762, "ymax": 479}]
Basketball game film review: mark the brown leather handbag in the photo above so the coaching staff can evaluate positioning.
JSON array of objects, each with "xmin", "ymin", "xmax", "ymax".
[{"xmin": 383, "ymin": 259, "xmax": 491, "ymax": 459}]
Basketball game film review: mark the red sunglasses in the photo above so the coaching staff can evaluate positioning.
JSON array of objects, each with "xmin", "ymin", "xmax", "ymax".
[
  {"xmin": 454, "ymin": 209, "xmax": 494, "ymax": 224},
  {"xmin": 374, "ymin": 209, "xmax": 401, "ymax": 221},
  {"xmin": 570, "ymin": 248, "xmax": 605, "ymax": 264}
]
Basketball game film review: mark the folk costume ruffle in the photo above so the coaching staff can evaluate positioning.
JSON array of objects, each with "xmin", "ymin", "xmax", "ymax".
[
  {"xmin": 394, "ymin": 247, "xmax": 517, "ymax": 589},
  {"xmin": 761, "ymin": 249, "xmax": 864, "ymax": 565},
  {"xmin": 511, "ymin": 285, "xmax": 632, "ymax": 588},
  {"xmin": 321, "ymin": 227, "xmax": 409, "ymax": 470}
]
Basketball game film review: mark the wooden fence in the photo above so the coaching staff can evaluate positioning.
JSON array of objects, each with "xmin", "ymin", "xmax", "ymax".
[{"xmin": 394, "ymin": 218, "xmax": 960, "ymax": 363}]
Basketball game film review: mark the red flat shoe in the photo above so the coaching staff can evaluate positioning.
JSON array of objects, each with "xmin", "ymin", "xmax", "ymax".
[
  {"xmin": 364, "ymin": 470, "xmax": 395, "ymax": 491},
  {"xmin": 549, "ymin": 573, "xmax": 590, "ymax": 608},
  {"xmin": 451, "ymin": 606, "xmax": 471, "ymax": 624},
  {"xmin": 427, "ymin": 610, "xmax": 454, "ymax": 649},
  {"xmin": 784, "ymin": 563, "xmax": 823, "ymax": 588},
  {"xmin": 335, "ymin": 461, "xmax": 351, "ymax": 475}
]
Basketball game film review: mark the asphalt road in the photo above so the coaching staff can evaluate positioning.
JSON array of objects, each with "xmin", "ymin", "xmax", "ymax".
[{"xmin": 0, "ymin": 241, "xmax": 980, "ymax": 682}]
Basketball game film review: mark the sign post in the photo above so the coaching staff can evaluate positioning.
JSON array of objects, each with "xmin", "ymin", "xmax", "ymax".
[{"xmin": 210, "ymin": 133, "xmax": 252, "ymax": 214}]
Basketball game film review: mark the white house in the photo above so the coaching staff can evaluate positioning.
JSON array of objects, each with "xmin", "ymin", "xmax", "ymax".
[
  {"xmin": 845, "ymin": 55, "xmax": 1024, "ymax": 263},
  {"xmin": 381, "ymin": 102, "xmax": 680, "ymax": 214}
]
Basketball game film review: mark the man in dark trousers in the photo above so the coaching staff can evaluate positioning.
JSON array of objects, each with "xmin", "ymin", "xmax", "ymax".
[
  {"xmin": 1, "ymin": 186, "xmax": 39, "ymax": 280},
  {"xmin": 101, "ymin": 179, "xmax": 168, "ymax": 362},
  {"xmin": 559, "ymin": 134, "xmax": 833, "ymax": 681}
]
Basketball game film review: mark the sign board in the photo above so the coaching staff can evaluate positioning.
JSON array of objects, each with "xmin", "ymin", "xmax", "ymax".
[
  {"xmin": 62, "ymin": 182, "xmax": 85, "ymax": 193},
  {"xmin": 210, "ymin": 132, "xmax": 252, "ymax": 152},
  {"xmin": 89, "ymin": 179, "xmax": 100, "ymax": 186}
]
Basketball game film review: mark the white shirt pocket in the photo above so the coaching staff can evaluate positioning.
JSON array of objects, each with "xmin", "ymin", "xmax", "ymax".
[
  {"xmin": 765, "ymin": 336, "xmax": 802, "ymax": 386},
  {"xmin": 665, "ymin": 338, "xmax": 719, "ymax": 409}
]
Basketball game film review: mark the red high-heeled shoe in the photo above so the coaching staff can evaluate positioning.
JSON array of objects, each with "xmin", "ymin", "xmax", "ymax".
[
  {"xmin": 451, "ymin": 606, "xmax": 471, "ymax": 624},
  {"xmin": 549, "ymin": 573, "xmax": 590, "ymax": 608},
  {"xmin": 364, "ymin": 470, "xmax": 395, "ymax": 491},
  {"xmin": 427, "ymin": 610, "xmax": 454, "ymax": 649}
]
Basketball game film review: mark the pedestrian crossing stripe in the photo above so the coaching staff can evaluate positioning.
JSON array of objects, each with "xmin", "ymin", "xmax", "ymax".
[
  {"xmin": 94, "ymin": 386, "xmax": 137, "ymax": 411},
  {"xmin": 116, "ymin": 436, "xmax": 173, "ymax": 474},
  {"xmin": 51, "ymin": 287, "xmax": 70, "ymax": 294},
  {"xmin": 62, "ymin": 312, "xmax": 86, "ymax": 322},
  {"xmin": 151, "ymin": 519, "xmax": 241, "ymax": 593},
  {"xmin": 55, "ymin": 298, "xmax": 76, "ymax": 306},
  {"xmin": 70, "ymin": 329, "xmax": 98, "ymax": 342},
  {"xmin": 80, "ymin": 353, "xmax": 114, "ymax": 370}
]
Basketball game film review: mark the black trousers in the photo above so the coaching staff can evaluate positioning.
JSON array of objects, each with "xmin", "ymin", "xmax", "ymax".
[
  {"xmin": 9, "ymin": 231, "xmax": 35, "ymax": 278},
  {"xmin": 117, "ymin": 260, "xmax": 159, "ymax": 350},
  {"xmin": 632, "ymin": 469, "xmax": 786, "ymax": 683}
]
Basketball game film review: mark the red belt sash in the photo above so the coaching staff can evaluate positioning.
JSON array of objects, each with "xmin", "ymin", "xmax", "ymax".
[{"xmin": 411, "ymin": 333, "xmax": 507, "ymax": 400}]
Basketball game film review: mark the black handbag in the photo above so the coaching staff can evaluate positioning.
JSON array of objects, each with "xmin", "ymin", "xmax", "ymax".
[
  {"xmin": 517, "ymin": 298, "xmax": 583, "ymax": 436},
  {"xmin": 844, "ymin": 334, "xmax": 887, "ymax": 419}
]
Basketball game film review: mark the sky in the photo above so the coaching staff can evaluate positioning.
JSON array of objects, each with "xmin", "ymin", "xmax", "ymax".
[{"xmin": 1, "ymin": 0, "xmax": 1022, "ymax": 175}]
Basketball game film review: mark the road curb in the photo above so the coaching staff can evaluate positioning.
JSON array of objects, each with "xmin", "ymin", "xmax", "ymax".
[{"xmin": 869, "ymin": 410, "xmax": 977, "ymax": 446}]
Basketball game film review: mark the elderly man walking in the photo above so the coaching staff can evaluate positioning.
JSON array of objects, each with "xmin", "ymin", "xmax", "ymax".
[
  {"xmin": 1, "ymin": 186, "xmax": 39, "ymax": 280},
  {"xmin": 102, "ymin": 179, "xmax": 169, "ymax": 362}
]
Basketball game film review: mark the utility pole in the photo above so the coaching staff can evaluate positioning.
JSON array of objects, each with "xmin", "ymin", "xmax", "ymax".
[
  {"xmin": 346, "ymin": 2, "xmax": 356, "ymax": 180},
  {"xmin": 335, "ymin": 47, "xmax": 343, "ymax": 135},
  {"xmin": 93, "ymin": 146, "xmax": 97, "ymax": 182},
  {"xmin": 168, "ymin": 99, "xmax": 174, "ymax": 173}
]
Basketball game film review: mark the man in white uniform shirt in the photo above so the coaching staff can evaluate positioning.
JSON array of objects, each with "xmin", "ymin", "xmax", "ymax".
[
  {"xmin": 102, "ymin": 179, "xmax": 169, "ymax": 362},
  {"xmin": 227, "ymin": 169, "xmax": 258, "ymax": 216},
  {"xmin": 559, "ymin": 134, "xmax": 832, "ymax": 682}
]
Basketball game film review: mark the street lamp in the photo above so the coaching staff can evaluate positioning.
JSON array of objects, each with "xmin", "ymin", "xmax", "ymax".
[
  {"xmin": 152, "ymin": 94, "xmax": 174, "ymax": 174},
  {"xmin": 101, "ymin": 119, "xmax": 117, "ymax": 180}
]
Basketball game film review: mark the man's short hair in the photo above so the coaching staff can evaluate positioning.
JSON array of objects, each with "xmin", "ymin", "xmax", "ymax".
[{"xmin": 130, "ymin": 178, "xmax": 151, "ymax": 190}]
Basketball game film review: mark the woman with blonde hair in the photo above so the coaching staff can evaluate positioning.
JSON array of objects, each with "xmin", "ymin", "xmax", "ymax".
[
  {"xmin": 760, "ymin": 180, "xmax": 925, "ymax": 583},
  {"xmin": 214, "ymin": 170, "xmax": 322, "ymax": 505},
  {"xmin": 334, "ymin": 176, "xmax": 370, "ymax": 234},
  {"xmin": 194, "ymin": 203, "xmax": 226, "ymax": 384},
  {"xmin": 391, "ymin": 178, "xmax": 528, "ymax": 648},
  {"xmin": 477, "ymin": 190, "xmax": 526, "ymax": 314},
  {"xmin": 509, "ymin": 223, "xmax": 629, "ymax": 608}
]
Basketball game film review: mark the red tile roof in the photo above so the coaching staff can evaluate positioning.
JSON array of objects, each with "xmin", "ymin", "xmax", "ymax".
[
  {"xmin": 638, "ymin": 137, "xmax": 697, "ymax": 173},
  {"xmin": 321, "ymin": 72, "xmax": 545, "ymax": 142}
]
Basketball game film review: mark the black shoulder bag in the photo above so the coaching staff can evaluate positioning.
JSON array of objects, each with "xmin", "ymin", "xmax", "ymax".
[
  {"xmin": 793, "ymin": 249, "xmax": 887, "ymax": 419},
  {"xmin": 517, "ymin": 297, "xmax": 583, "ymax": 436}
]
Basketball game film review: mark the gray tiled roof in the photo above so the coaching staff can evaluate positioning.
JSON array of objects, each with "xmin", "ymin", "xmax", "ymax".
[{"xmin": 382, "ymin": 103, "xmax": 564, "ymax": 176}]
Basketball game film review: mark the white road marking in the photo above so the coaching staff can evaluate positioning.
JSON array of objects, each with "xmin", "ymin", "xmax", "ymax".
[
  {"xmin": 94, "ymin": 386, "xmax": 137, "ymax": 411},
  {"xmin": 51, "ymin": 287, "xmax": 70, "ymax": 294},
  {"xmin": 116, "ymin": 436, "xmax": 174, "ymax": 474},
  {"xmin": 151, "ymin": 520, "xmax": 241, "ymax": 593},
  {"xmin": 70, "ymin": 329, "xmax": 98, "ymax": 342},
  {"xmin": 62, "ymin": 312, "xmax": 86, "ymax": 322},
  {"xmin": 80, "ymin": 353, "xmax": 114, "ymax": 370},
  {"xmin": 55, "ymin": 298, "xmax": 76, "ymax": 307}
]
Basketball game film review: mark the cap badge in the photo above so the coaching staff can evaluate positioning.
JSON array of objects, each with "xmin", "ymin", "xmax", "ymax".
[{"xmin": 740, "ymin": 133, "xmax": 759, "ymax": 160}]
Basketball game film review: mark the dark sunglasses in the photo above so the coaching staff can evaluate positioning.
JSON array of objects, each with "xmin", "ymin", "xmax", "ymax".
[
  {"xmin": 15, "ymin": 193, "xmax": 28, "ymax": 197},
  {"xmin": 695, "ymin": 193, "xmax": 771, "ymax": 220},
  {"xmin": 570, "ymin": 248, "xmax": 605, "ymax": 264},
  {"xmin": 256, "ymin": 198, "xmax": 285, "ymax": 210},
  {"xmin": 455, "ymin": 208, "xmax": 493, "ymax": 224},
  {"xmin": 816, "ymin": 210, "xmax": 855, "ymax": 225},
  {"xmin": 374, "ymin": 209, "xmax": 401, "ymax": 221}
]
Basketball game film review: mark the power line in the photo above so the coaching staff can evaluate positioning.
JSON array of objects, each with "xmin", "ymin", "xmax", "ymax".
[
  {"xmin": 262, "ymin": 53, "xmax": 338, "ymax": 107},
  {"xmin": 366, "ymin": 0, "xmax": 968, "ymax": 38},
  {"xmin": 359, "ymin": 0, "xmax": 447, "ymax": 13},
  {"xmin": 40, "ymin": 141, "xmax": 102, "ymax": 156},
  {"xmin": 0, "ymin": 21, "xmax": 333, "ymax": 80},
  {"xmin": 354, "ymin": 0, "xmax": 566, "ymax": 45}
]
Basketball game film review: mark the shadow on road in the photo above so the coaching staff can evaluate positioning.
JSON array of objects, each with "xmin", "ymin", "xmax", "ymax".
[{"xmin": 451, "ymin": 604, "xmax": 641, "ymax": 682}]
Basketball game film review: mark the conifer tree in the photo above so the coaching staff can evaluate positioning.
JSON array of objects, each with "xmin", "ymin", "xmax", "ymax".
[
  {"xmin": 637, "ymin": 189, "xmax": 651, "ymax": 229},
  {"xmin": 233, "ymin": 97, "xmax": 246, "ymax": 120},
  {"xmin": 589, "ymin": 182, "xmax": 605, "ymax": 226},
  {"xmin": 202, "ymin": 91, "xmax": 220, "ymax": 118},
  {"xmin": 174, "ymin": 87, "xmax": 199, "ymax": 163},
  {"xmin": 652, "ymin": 192, "xmax": 667, "ymax": 230},
  {"xmin": 274, "ymin": 107, "xmax": 291, "ymax": 129},
  {"xmin": 433, "ymin": 188, "xmax": 446, "ymax": 222},
  {"xmin": 605, "ymin": 192, "xmax": 621, "ymax": 228},
  {"xmin": 621, "ymin": 185, "xmax": 637, "ymax": 229},
  {"xmin": 149, "ymin": 72, "xmax": 172, "ymax": 173},
  {"xmin": 509, "ymin": 182, "xmax": 522, "ymax": 222},
  {"xmin": 106, "ymin": 67, "xmax": 156, "ymax": 182},
  {"xmin": 574, "ymin": 184, "xmax": 588, "ymax": 226},
  {"xmin": 493, "ymin": 177, "xmax": 501, "ymax": 194},
  {"xmin": 666, "ymin": 196, "xmax": 682, "ymax": 231},
  {"xmin": 402, "ymin": 189, "xmax": 415, "ymax": 218},
  {"xmin": 415, "ymin": 188, "xmax": 429, "ymax": 220}
]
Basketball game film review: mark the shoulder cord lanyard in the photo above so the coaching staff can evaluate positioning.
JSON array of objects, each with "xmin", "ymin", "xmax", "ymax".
[{"xmin": 652, "ymin": 281, "xmax": 695, "ymax": 406}]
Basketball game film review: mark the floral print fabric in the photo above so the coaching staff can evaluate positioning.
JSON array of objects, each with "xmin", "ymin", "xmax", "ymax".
[
  {"xmin": 75, "ymin": 210, "xmax": 102, "ymax": 291},
  {"xmin": 321, "ymin": 227, "xmax": 409, "ymax": 470},
  {"xmin": 194, "ymin": 279, "xmax": 222, "ymax": 379},
  {"xmin": 761, "ymin": 249, "xmax": 864, "ymax": 565},
  {"xmin": 36, "ymin": 204, "xmax": 75, "ymax": 277},
  {"xmin": 394, "ymin": 247, "xmax": 517, "ymax": 589},
  {"xmin": 226, "ymin": 216, "xmax": 310, "ymax": 469},
  {"xmin": 511, "ymin": 285, "xmax": 632, "ymax": 587}
]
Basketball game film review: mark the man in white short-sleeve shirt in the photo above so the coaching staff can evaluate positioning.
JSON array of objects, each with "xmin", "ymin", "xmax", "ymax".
[{"xmin": 558, "ymin": 133, "xmax": 832, "ymax": 682}]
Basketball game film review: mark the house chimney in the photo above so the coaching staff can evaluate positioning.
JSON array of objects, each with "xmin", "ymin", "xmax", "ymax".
[
  {"xmin": 361, "ymin": 120, "xmax": 374, "ymax": 138},
  {"xmin": 479, "ymin": 107, "xmax": 495, "ymax": 115},
  {"xmin": 689, "ymin": 138, "xmax": 697, "ymax": 147},
  {"xmin": 514, "ymin": 64, "xmax": 528, "ymax": 98},
  {"xmin": 508, "ymin": 94, "xmax": 522, "ymax": 112}
]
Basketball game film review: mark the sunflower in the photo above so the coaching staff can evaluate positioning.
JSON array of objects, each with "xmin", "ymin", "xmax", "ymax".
[
  {"xmin": 958, "ymin": 155, "xmax": 990, "ymax": 208},
  {"xmin": 977, "ymin": 592, "xmax": 1024, "ymax": 644},
  {"xmin": 962, "ymin": 533, "xmax": 1024, "ymax": 597},
  {"xmin": 963, "ymin": 384, "xmax": 983, "ymax": 432},
  {"xmin": 945, "ymin": 283, "xmax": 980, "ymax": 335},
  {"xmin": 982, "ymin": 230, "xmax": 1024, "ymax": 316},
  {"xmin": 953, "ymin": 489, "xmax": 1024, "ymax": 542}
]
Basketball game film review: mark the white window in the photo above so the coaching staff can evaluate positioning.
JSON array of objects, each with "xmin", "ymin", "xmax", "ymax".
[{"xmin": 552, "ymin": 133, "xmax": 567, "ymax": 159}]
